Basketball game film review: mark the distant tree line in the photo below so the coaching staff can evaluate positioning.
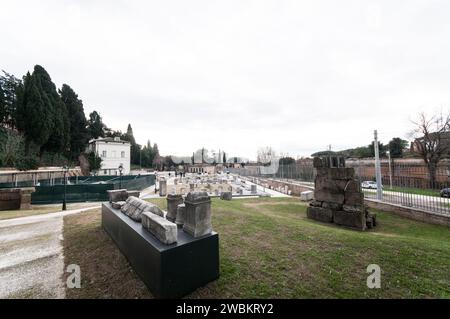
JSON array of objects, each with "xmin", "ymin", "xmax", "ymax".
[
  {"xmin": 311, "ymin": 137, "xmax": 409, "ymax": 159},
  {"xmin": 0, "ymin": 65, "xmax": 160, "ymax": 170}
]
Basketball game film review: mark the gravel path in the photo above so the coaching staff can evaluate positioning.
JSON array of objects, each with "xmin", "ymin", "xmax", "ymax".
[
  {"xmin": 0, "ymin": 215, "xmax": 65, "ymax": 298},
  {"xmin": 0, "ymin": 205, "xmax": 100, "ymax": 298}
]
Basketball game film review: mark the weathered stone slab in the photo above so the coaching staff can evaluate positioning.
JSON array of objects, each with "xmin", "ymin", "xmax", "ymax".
[
  {"xmin": 310, "ymin": 200, "xmax": 323, "ymax": 207},
  {"xmin": 183, "ymin": 192, "xmax": 212, "ymax": 238},
  {"xmin": 121, "ymin": 196, "xmax": 164, "ymax": 222},
  {"xmin": 314, "ymin": 189, "xmax": 345, "ymax": 204},
  {"xmin": 344, "ymin": 191, "xmax": 364, "ymax": 206},
  {"xmin": 127, "ymin": 191, "xmax": 140, "ymax": 198},
  {"xmin": 316, "ymin": 168, "xmax": 354, "ymax": 180},
  {"xmin": 333, "ymin": 210, "xmax": 366, "ymax": 230},
  {"xmin": 322, "ymin": 202, "xmax": 343, "ymax": 210},
  {"xmin": 220, "ymin": 192, "xmax": 232, "ymax": 200},
  {"xmin": 107, "ymin": 189, "xmax": 128, "ymax": 203},
  {"xmin": 141, "ymin": 212, "xmax": 177, "ymax": 244},
  {"xmin": 166, "ymin": 194, "xmax": 184, "ymax": 222},
  {"xmin": 306, "ymin": 206, "xmax": 333, "ymax": 223},
  {"xmin": 176, "ymin": 203, "xmax": 186, "ymax": 227},
  {"xmin": 112, "ymin": 201, "xmax": 126, "ymax": 209},
  {"xmin": 300, "ymin": 191, "xmax": 314, "ymax": 201}
]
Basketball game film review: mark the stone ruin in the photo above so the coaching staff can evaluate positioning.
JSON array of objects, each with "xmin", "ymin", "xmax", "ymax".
[
  {"xmin": 0, "ymin": 187, "xmax": 35, "ymax": 211},
  {"xmin": 307, "ymin": 156, "xmax": 377, "ymax": 230},
  {"xmin": 107, "ymin": 189, "xmax": 213, "ymax": 244}
]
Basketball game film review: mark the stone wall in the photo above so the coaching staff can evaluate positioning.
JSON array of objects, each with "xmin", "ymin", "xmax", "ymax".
[{"xmin": 0, "ymin": 188, "xmax": 35, "ymax": 211}]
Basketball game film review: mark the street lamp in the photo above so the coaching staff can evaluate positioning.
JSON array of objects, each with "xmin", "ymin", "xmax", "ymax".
[
  {"xmin": 118, "ymin": 164, "xmax": 124, "ymax": 189},
  {"xmin": 62, "ymin": 165, "xmax": 69, "ymax": 211}
]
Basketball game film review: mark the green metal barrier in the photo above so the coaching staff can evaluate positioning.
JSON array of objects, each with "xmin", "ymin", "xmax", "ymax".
[{"xmin": 27, "ymin": 174, "xmax": 155, "ymax": 204}]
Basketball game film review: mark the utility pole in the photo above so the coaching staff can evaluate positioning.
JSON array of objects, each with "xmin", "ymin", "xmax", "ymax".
[{"xmin": 374, "ymin": 130, "xmax": 383, "ymax": 200}]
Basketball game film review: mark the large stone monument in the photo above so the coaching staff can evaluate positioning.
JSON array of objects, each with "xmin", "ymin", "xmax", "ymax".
[
  {"xmin": 166, "ymin": 194, "xmax": 184, "ymax": 222},
  {"xmin": 306, "ymin": 156, "xmax": 377, "ymax": 230},
  {"xmin": 183, "ymin": 191, "xmax": 212, "ymax": 237}
]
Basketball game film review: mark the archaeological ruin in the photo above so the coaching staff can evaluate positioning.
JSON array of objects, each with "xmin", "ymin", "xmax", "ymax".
[{"xmin": 307, "ymin": 156, "xmax": 377, "ymax": 230}]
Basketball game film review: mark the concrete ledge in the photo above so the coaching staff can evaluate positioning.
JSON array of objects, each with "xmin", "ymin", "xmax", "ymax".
[{"xmin": 365, "ymin": 199, "xmax": 450, "ymax": 227}]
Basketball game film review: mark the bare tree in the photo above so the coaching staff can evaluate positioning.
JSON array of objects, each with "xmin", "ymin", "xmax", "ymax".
[
  {"xmin": 257, "ymin": 146, "xmax": 276, "ymax": 164},
  {"xmin": 411, "ymin": 112, "xmax": 450, "ymax": 188}
]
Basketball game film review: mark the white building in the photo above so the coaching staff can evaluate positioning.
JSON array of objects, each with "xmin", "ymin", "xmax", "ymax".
[{"xmin": 88, "ymin": 137, "xmax": 131, "ymax": 175}]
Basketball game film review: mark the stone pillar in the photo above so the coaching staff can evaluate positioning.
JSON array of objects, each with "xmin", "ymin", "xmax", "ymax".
[
  {"xmin": 166, "ymin": 194, "xmax": 184, "ymax": 222},
  {"xmin": 175, "ymin": 203, "xmax": 186, "ymax": 227},
  {"xmin": 251, "ymin": 185, "xmax": 257, "ymax": 194},
  {"xmin": 159, "ymin": 179, "xmax": 167, "ymax": 197},
  {"xmin": 183, "ymin": 192, "xmax": 212, "ymax": 238}
]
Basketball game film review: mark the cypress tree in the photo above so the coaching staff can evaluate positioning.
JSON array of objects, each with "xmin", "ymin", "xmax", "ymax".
[
  {"xmin": 15, "ymin": 72, "xmax": 51, "ymax": 153},
  {"xmin": 32, "ymin": 65, "xmax": 69, "ymax": 153},
  {"xmin": 59, "ymin": 84, "xmax": 89, "ymax": 159}
]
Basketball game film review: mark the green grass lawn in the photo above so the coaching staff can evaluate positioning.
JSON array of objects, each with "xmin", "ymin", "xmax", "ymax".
[{"xmin": 63, "ymin": 197, "xmax": 450, "ymax": 299}]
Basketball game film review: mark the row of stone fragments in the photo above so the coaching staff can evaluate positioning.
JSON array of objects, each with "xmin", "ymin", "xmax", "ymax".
[{"xmin": 107, "ymin": 189, "xmax": 213, "ymax": 245}]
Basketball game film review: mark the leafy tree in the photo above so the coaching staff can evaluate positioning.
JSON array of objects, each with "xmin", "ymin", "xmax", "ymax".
[
  {"xmin": 87, "ymin": 111, "xmax": 106, "ymax": 139},
  {"xmin": 368, "ymin": 141, "xmax": 386, "ymax": 157},
  {"xmin": 0, "ymin": 71, "xmax": 21, "ymax": 128},
  {"xmin": 223, "ymin": 152, "xmax": 226, "ymax": 163},
  {"xmin": 86, "ymin": 151, "xmax": 102, "ymax": 172},
  {"xmin": 59, "ymin": 84, "xmax": 89, "ymax": 159},
  {"xmin": 388, "ymin": 137, "xmax": 408, "ymax": 158}
]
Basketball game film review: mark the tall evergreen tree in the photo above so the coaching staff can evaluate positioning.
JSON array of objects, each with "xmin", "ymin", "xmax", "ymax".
[
  {"xmin": 59, "ymin": 84, "xmax": 89, "ymax": 159},
  {"xmin": 87, "ymin": 111, "xmax": 106, "ymax": 139},
  {"xmin": 15, "ymin": 72, "xmax": 51, "ymax": 153},
  {"xmin": 32, "ymin": 65, "xmax": 69, "ymax": 153}
]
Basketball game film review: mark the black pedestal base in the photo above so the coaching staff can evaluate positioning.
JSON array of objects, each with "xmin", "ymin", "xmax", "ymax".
[{"xmin": 101, "ymin": 203, "xmax": 220, "ymax": 298}]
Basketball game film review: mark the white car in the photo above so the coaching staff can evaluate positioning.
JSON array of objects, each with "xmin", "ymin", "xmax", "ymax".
[{"xmin": 361, "ymin": 181, "xmax": 381, "ymax": 189}]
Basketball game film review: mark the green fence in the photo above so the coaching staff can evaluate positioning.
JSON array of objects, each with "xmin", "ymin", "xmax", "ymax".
[{"xmin": 25, "ymin": 174, "xmax": 155, "ymax": 204}]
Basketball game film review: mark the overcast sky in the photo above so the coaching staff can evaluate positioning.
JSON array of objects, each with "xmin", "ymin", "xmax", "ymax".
[{"xmin": 1, "ymin": 0, "xmax": 449, "ymax": 160}]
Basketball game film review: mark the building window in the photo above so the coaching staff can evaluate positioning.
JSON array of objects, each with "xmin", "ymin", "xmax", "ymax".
[
  {"xmin": 102, "ymin": 150, "xmax": 107, "ymax": 157},
  {"xmin": 121, "ymin": 151, "xmax": 125, "ymax": 158}
]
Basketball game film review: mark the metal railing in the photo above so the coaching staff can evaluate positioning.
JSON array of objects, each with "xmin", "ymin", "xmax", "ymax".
[{"xmin": 229, "ymin": 161, "xmax": 450, "ymax": 215}]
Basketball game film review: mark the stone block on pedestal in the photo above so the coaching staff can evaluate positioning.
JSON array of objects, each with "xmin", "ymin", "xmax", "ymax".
[
  {"xmin": 166, "ymin": 194, "xmax": 184, "ymax": 222},
  {"xmin": 141, "ymin": 211, "xmax": 178, "ymax": 244},
  {"xmin": 183, "ymin": 192, "xmax": 212, "ymax": 238}
]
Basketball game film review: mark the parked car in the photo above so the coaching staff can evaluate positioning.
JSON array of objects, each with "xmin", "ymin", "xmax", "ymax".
[
  {"xmin": 361, "ymin": 181, "xmax": 381, "ymax": 189},
  {"xmin": 440, "ymin": 188, "xmax": 450, "ymax": 197}
]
